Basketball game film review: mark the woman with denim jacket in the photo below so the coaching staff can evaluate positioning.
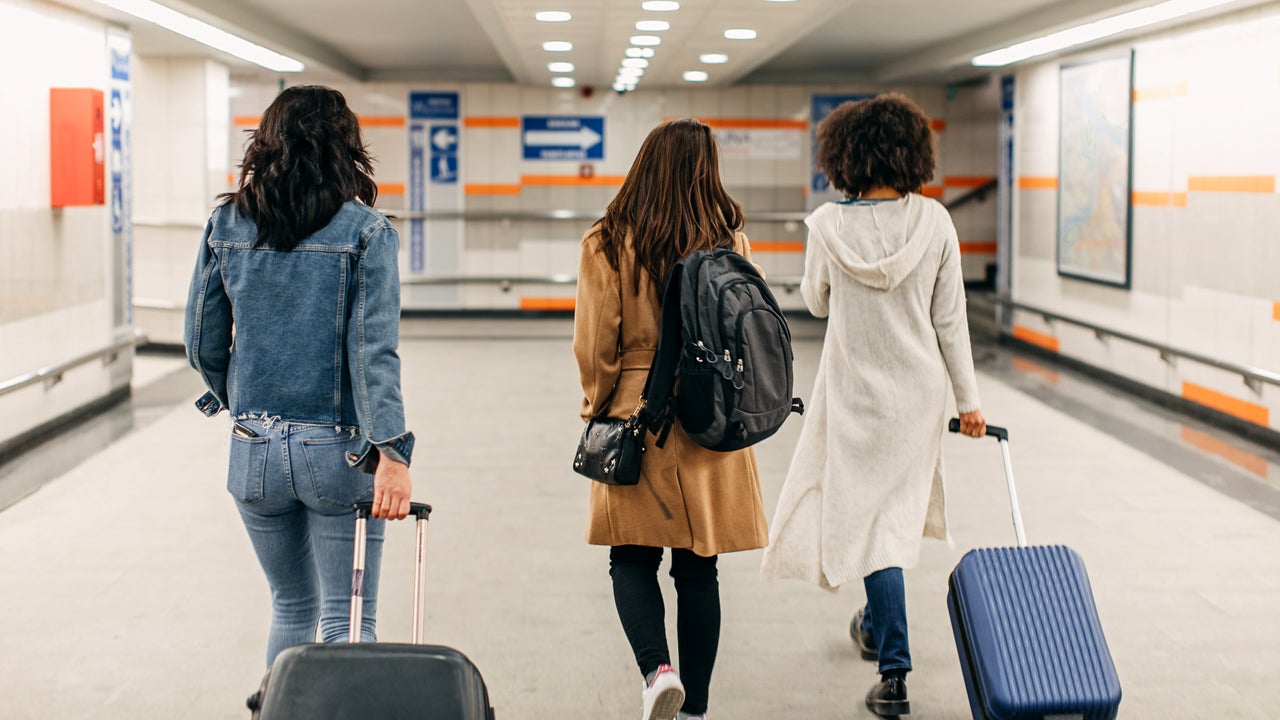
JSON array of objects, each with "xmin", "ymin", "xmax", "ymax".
[{"xmin": 184, "ymin": 85, "xmax": 414, "ymax": 667}]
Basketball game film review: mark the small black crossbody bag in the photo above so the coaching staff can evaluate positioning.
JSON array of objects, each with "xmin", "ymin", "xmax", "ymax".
[{"xmin": 572, "ymin": 400, "xmax": 647, "ymax": 486}]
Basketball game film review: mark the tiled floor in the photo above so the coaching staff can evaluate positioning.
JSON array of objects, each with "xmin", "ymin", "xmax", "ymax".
[{"xmin": 1, "ymin": 317, "xmax": 1278, "ymax": 718}]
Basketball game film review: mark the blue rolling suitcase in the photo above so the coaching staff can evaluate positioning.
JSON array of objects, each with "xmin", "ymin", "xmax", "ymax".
[
  {"xmin": 946, "ymin": 421, "xmax": 1121, "ymax": 720},
  {"xmin": 248, "ymin": 502, "xmax": 496, "ymax": 720}
]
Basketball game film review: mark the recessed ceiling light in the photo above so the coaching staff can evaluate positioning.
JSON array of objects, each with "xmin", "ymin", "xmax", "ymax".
[
  {"xmin": 619, "ymin": 66, "xmax": 645, "ymax": 78},
  {"xmin": 626, "ymin": 47, "xmax": 645, "ymax": 58},
  {"xmin": 622, "ymin": 58, "xmax": 649, "ymax": 69},
  {"xmin": 630, "ymin": 35, "xmax": 662, "ymax": 46},
  {"xmin": 635, "ymin": 20, "xmax": 670, "ymax": 31},
  {"xmin": 535, "ymin": 10, "xmax": 571, "ymax": 21},
  {"xmin": 92, "ymin": 0, "xmax": 305, "ymax": 71},
  {"xmin": 542, "ymin": 41, "xmax": 573, "ymax": 51},
  {"xmin": 700, "ymin": 53, "xmax": 728, "ymax": 64},
  {"xmin": 683, "ymin": 70, "xmax": 709, "ymax": 82},
  {"xmin": 547, "ymin": 61, "xmax": 575, "ymax": 72},
  {"xmin": 614, "ymin": 81, "xmax": 628, "ymax": 91},
  {"xmin": 552, "ymin": 77, "xmax": 576, "ymax": 88},
  {"xmin": 724, "ymin": 28, "xmax": 757, "ymax": 40},
  {"xmin": 642, "ymin": 1, "xmax": 680, "ymax": 10}
]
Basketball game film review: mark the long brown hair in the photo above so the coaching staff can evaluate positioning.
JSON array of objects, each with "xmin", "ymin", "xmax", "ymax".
[
  {"xmin": 219, "ymin": 85, "xmax": 378, "ymax": 251},
  {"xmin": 597, "ymin": 118, "xmax": 744, "ymax": 294}
]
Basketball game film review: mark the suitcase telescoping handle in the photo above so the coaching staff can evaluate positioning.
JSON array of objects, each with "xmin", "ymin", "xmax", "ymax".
[
  {"xmin": 947, "ymin": 419, "xmax": 1026, "ymax": 548},
  {"xmin": 350, "ymin": 501, "xmax": 434, "ymax": 644}
]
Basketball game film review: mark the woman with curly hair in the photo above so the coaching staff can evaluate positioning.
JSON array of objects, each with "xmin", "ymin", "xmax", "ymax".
[
  {"xmin": 185, "ymin": 85, "xmax": 415, "ymax": 667},
  {"xmin": 761, "ymin": 93, "xmax": 986, "ymax": 717}
]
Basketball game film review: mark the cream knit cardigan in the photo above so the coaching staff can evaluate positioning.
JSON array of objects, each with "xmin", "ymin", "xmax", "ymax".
[{"xmin": 761, "ymin": 195, "xmax": 981, "ymax": 590}]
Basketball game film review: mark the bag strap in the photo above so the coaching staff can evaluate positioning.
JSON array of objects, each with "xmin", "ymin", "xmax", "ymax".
[{"xmin": 638, "ymin": 261, "xmax": 684, "ymax": 446}]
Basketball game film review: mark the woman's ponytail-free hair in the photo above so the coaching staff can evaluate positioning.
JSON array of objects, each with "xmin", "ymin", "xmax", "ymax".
[
  {"xmin": 598, "ymin": 118, "xmax": 743, "ymax": 294},
  {"xmin": 220, "ymin": 85, "xmax": 377, "ymax": 251}
]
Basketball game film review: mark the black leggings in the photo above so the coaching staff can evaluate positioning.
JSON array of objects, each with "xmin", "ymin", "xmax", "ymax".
[{"xmin": 610, "ymin": 545, "xmax": 720, "ymax": 715}]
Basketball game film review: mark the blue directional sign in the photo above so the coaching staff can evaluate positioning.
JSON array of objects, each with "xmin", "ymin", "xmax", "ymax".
[
  {"xmin": 429, "ymin": 123, "xmax": 458, "ymax": 184},
  {"xmin": 811, "ymin": 93, "xmax": 875, "ymax": 192},
  {"xmin": 522, "ymin": 116, "xmax": 604, "ymax": 160},
  {"xmin": 409, "ymin": 92, "xmax": 459, "ymax": 120}
]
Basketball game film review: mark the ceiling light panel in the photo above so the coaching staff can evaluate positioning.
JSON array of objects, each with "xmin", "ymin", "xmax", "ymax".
[
  {"xmin": 552, "ymin": 76, "xmax": 576, "ymax": 87},
  {"xmin": 542, "ymin": 40, "xmax": 573, "ymax": 51},
  {"xmin": 94, "ymin": 0, "xmax": 304, "ymax": 71},
  {"xmin": 493, "ymin": 0, "xmax": 849, "ymax": 89},
  {"xmin": 635, "ymin": 20, "xmax": 670, "ymax": 31},
  {"xmin": 683, "ymin": 70, "xmax": 708, "ymax": 82},
  {"xmin": 548, "ymin": 61, "xmax": 575, "ymax": 72},
  {"xmin": 535, "ymin": 10, "xmax": 571, "ymax": 22},
  {"xmin": 724, "ymin": 28, "xmax": 757, "ymax": 40},
  {"xmin": 700, "ymin": 53, "xmax": 728, "ymax": 64}
]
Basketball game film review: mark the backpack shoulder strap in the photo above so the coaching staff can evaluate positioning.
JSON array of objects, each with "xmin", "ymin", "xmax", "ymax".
[{"xmin": 638, "ymin": 260, "xmax": 684, "ymax": 444}]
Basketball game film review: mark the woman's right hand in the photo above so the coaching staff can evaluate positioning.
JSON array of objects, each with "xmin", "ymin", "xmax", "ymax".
[
  {"xmin": 958, "ymin": 409, "xmax": 987, "ymax": 438},
  {"xmin": 372, "ymin": 455, "xmax": 412, "ymax": 520}
]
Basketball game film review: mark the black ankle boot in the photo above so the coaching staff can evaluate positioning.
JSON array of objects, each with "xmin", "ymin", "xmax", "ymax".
[
  {"xmin": 865, "ymin": 674, "xmax": 909, "ymax": 717},
  {"xmin": 850, "ymin": 608, "xmax": 877, "ymax": 661}
]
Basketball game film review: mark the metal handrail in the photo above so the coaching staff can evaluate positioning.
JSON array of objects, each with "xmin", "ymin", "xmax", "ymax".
[
  {"xmin": 995, "ymin": 295, "xmax": 1280, "ymax": 391},
  {"xmin": 0, "ymin": 332, "xmax": 147, "ymax": 399}
]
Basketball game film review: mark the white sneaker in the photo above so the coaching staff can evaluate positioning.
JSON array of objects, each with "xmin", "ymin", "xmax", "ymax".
[{"xmin": 641, "ymin": 664, "xmax": 685, "ymax": 720}]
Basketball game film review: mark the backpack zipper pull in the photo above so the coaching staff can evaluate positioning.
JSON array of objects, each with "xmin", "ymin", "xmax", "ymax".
[
  {"xmin": 737, "ymin": 358, "xmax": 744, "ymax": 373},
  {"xmin": 723, "ymin": 349, "xmax": 731, "ymax": 363}
]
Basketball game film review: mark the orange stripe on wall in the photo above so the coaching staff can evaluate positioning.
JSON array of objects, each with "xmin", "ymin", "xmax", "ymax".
[
  {"xmin": 1180, "ymin": 426, "xmax": 1268, "ymax": 478},
  {"xmin": 751, "ymin": 241, "xmax": 805, "ymax": 253},
  {"xmin": 232, "ymin": 114, "xmax": 405, "ymax": 128},
  {"xmin": 945, "ymin": 175, "xmax": 995, "ymax": 188},
  {"xmin": 1182, "ymin": 382, "xmax": 1269, "ymax": 426},
  {"xmin": 1187, "ymin": 175, "xmax": 1276, "ymax": 193},
  {"xmin": 929, "ymin": 119, "xmax": 947, "ymax": 132},
  {"xmin": 465, "ymin": 183, "xmax": 522, "ymax": 196},
  {"xmin": 1132, "ymin": 191, "xmax": 1188, "ymax": 207},
  {"xmin": 377, "ymin": 182, "xmax": 405, "ymax": 195},
  {"xmin": 921, "ymin": 185, "xmax": 945, "ymax": 198},
  {"xmin": 520, "ymin": 297, "xmax": 576, "ymax": 311},
  {"xmin": 1012, "ymin": 325, "xmax": 1060, "ymax": 353},
  {"xmin": 1133, "ymin": 82, "xmax": 1189, "ymax": 102},
  {"xmin": 1018, "ymin": 176, "xmax": 1058, "ymax": 190},
  {"xmin": 465, "ymin": 116, "xmax": 520, "ymax": 128},
  {"xmin": 700, "ymin": 118, "xmax": 808, "ymax": 130},
  {"xmin": 357, "ymin": 116, "xmax": 405, "ymax": 128},
  {"xmin": 959, "ymin": 242, "xmax": 998, "ymax": 254},
  {"xmin": 521, "ymin": 174, "xmax": 627, "ymax": 187},
  {"xmin": 1273, "ymin": 302, "xmax": 1280, "ymax": 321}
]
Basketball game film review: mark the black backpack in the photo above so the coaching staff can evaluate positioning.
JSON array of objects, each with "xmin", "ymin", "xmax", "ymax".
[{"xmin": 640, "ymin": 247, "xmax": 804, "ymax": 452}]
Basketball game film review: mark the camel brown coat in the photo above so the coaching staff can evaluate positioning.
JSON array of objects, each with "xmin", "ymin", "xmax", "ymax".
[{"xmin": 573, "ymin": 228, "xmax": 769, "ymax": 557}]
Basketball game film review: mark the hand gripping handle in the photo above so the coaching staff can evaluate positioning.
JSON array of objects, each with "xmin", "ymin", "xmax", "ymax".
[
  {"xmin": 349, "ymin": 501, "xmax": 434, "ymax": 644},
  {"xmin": 947, "ymin": 418, "xmax": 1026, "ymax": 547},
  {"xmin": 947, "ymin": 417, "xmax": 1009, "ymax": 441}
]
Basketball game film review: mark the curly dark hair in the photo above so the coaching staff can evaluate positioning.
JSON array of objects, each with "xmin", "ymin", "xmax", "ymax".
[
  {"xmin": 814, "ymin": 93, "xmax": 935, "ymax": 198},
  {"xmin": 219, "ymin": 85, "xmax": 377, "ymax": 251}
]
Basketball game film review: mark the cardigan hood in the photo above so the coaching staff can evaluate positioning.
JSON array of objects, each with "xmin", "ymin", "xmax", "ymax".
[{"xmin": 805, "ymin": 194, "xmax": 941, "ymax": 291}]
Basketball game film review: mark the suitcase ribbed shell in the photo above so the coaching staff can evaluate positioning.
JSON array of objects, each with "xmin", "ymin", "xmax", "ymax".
[{"xmin": 948, "ymin": 545, "xmax": 1121, "ymax": 720}]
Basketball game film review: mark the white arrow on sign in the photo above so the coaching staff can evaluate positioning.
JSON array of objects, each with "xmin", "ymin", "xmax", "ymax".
[
  {"xmin": 432, "ymin": 127, "xmax": 456, "ymax": 151},
  {"xmin": 524, "ymin": 125, "xmax": 601, "ymax": 150}
]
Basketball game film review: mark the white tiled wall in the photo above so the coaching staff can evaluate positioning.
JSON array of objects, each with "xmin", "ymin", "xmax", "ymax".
[
  {"xmin": 0, "ymin": 0, "xmax": 132, "ymax": 450},
  {"xmin": 229, "ymin": 79, "xmax": 1000, "ymax": 310},
  {"xmin": 131, "ymin": 56, "xmax": 230, "ymax": 344},
  {"xmin": 1010, "ymin": 4, "xmax": 1280, "ymax": 432}
]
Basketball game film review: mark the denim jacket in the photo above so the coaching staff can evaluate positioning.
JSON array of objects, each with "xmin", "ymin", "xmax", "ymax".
[{"xmin": 184, "ymin": 200, "xmax": 413, "ymax": 470}]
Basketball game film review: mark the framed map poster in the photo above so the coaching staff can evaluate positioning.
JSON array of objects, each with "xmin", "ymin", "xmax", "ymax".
[{"xmin": 1057, "ymin": 53, "xmax": 1134, "ymax": 288}]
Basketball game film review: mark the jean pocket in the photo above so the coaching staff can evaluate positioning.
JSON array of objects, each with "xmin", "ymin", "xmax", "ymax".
[
  {"xmin": 301, "ymin": 435, "xmax": 374, "ymax": 510},
  {"xmin": 227, "ymin": 435, "xmax": 269, "ymax": 504}
]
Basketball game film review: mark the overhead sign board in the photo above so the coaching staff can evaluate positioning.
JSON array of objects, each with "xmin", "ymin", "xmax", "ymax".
[
  {"xmin": 522, "ymin": 116, "xmax": 604, "ymax": 160},
  {"xmin": 409, "ymin": 91, "xmax": 459, "ymax": 120}
]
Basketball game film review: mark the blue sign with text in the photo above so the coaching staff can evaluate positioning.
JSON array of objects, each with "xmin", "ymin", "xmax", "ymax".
[
  {"xmin": 522, "ymin": 116, "xmax": 604, "ymax": 160},
  {"xmin": 409, "ymin": 92, "xmax": 459, "ymax": 120},
  {"xmin": 429, "ymin": 123, "xmax": 458, "ymax": 184}
]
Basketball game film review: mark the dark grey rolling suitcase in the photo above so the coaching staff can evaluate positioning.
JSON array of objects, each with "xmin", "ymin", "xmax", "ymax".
[
  {"xmin": 946, "ymin": 420, "xmax": 1121, "ymax": 720},
  {"xmin": 248, "ymin": 502, "xmax": 495, "ymax": 719}
]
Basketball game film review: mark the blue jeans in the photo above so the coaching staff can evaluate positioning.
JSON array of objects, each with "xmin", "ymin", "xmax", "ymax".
[
  {"xmin": 228, "ymin": 417, "xmax": 385, "ymax": 667},
  {"xmin": 861, "ymin": 567, "xmax": 912, "ymax": 675}
]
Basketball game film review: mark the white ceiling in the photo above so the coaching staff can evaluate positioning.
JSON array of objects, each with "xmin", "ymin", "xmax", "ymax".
[{"xmin": 55, "ymin": 0, "xmax": 1271, "ymax": 87}]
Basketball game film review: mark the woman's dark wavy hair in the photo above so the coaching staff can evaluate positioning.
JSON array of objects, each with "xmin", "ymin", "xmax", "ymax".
[
  {"xmin": 815, "ymin": 93, "xmax": 935, "ymax": 198},
  {"xmin": 596, "ymin": 118, "xmax": 743, "ymax": 295},
  {"xmin": 219, "ymin": 85, "xmax": 377, "ymax": 251}
]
